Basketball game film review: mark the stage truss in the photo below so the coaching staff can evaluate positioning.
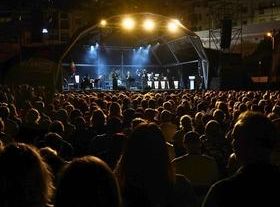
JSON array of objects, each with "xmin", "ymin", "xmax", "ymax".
[{"xmin": 57, "ymin": 13, "xmax": 209, "ymax": 90}]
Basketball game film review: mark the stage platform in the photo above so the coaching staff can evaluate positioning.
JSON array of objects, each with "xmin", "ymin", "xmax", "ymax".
[{"xmin": 62, "ymin": 86, "xmax": 186, "ymax": 93}]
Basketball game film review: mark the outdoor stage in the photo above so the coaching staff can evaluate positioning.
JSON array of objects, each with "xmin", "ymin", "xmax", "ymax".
[{"xmin": 58, "ymin": 13, "xmax": 209, "ymax": 91}]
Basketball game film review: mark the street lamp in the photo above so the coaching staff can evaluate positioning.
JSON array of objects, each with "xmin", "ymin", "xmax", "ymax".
[{"xmin": 267, "ymin": 31, "xmax": 275, "ymax": 50}]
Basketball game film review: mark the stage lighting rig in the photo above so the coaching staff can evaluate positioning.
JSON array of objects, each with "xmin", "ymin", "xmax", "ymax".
[
  {"xmin": 122, "ymin": 17, "xmax": 135, "ymax": 30},
  {"xmin": 100, "ymin": 19, "xmax": 107, "ymax": 27},
  {"xmin": 167, "ymin": 20, "xmax": 180, "ymax": 33},
  {"xmin": 143, "ymin": 19, "xmax": 155, "ymax": 31}
]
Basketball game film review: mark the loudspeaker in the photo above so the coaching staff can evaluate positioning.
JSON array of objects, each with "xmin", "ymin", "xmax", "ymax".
[{"xmin": 220, "ymin": 18, "xmax": 232, "ymax": 49}]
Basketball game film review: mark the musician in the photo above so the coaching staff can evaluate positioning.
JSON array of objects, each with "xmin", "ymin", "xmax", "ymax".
[
  {"xmin": 81, "ymin": 74, "xmax": 91, "ymax": 90},
  {"xmin": 166, "ymin": 68, "xmax": 174, "ymax": 89},
  {"xmin": 126, "ymin": 71, "xmax": 134, "ymax": 89},
  {"xmin": 141, "ymin": 69, "xmax": 148, "ymax": 89},
  {"xmin": 112, "ymin": 69, "xmax": 118, "ymax": 90}
]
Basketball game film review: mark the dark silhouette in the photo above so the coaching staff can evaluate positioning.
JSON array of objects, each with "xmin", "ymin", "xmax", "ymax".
[
  {"xmin": 0, "ymin": 143, "xmax": 54, "ymax": 207},
  {"xmin": 55, "ymin": 156, "xmax": 122, "ymax": 207},
  {"xmin": 203, "ymin": 111, "xmax": 280, "ymax": 207},
  {"xmin": 115, "ymin": 123, "xmax": 197, "ymax": 207}
]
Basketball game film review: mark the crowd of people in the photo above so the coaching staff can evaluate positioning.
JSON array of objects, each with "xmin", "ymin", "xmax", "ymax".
[{"xmin": 0, "ymin": 84, "xmax": 279, "ymax": 207}]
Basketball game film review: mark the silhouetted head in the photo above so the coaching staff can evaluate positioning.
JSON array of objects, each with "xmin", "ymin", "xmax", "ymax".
[
  {"xmin": 0, "ymin": 143, "xmax": 54, "ymax": 207},
  {"xmin": 180, "ymin": 115, "xmax": 193, "ymax": 131},
  {"xmin": 184, "ymin": 131, "xmax": 201, "ymax": 154},
  {"xmin": 232, "ymin": 111, "xmax": 277, "ymax": 165},
  {"xmin": 115, "ymin": 123, "xmax": 174, "ymax": 194},
  {"xmin": 55, "ymin": 156, "xmax": 122, "ymax": 207}
]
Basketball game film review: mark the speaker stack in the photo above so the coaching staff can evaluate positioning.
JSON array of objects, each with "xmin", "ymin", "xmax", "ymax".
[{"xmin": 220, "ymin": 18, "xmax": 232, "ymax": 49}]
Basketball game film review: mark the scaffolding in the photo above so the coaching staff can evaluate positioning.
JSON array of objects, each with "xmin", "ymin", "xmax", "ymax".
[{"xmin": 208, "ymin": 0, "xmax": 243, "ymax": 53}]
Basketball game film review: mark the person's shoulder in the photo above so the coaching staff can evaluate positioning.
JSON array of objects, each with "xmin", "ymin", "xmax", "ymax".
[
  {"xmin": 173, "ymin": 174, "xmax": 198, "ymax": 207},
  {"xmin": 171, "ymin": 154, "xmax": 187, "ymax": 165},
  {"xmin": 175, "ymin": 174, "xmax": 192, "ymax": 186},
  {"xmin": 201, "ymin": 154, "xmax": 217, "ymax": 162},
  {"xmin": 209, "ymin": 173, "xmax": 237, "ymax": 193}
]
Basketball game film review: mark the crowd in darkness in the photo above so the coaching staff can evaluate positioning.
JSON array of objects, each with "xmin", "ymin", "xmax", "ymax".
[{"xmin": 0, "ymin": 84, "xmax": 279, "ymax": 207}]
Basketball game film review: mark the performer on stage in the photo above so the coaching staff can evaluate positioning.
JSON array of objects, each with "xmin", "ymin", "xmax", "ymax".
[
  {"xmin": 141, "ymin": 69, "xmax": 148, "ymax": 89},
  {"xmin": 166, "ymin": 68, "xmax": 174, "ymax": 89},
  {"xmin": 81, "ymin": 74, "xmax": 91, "ymax": 90},
  {"xmin": 112, "ymin": 69, "xmax": 118, "ymax": 90},
  {"xmin": 126, "ymin": 71, "xmax": 134, "ymax": 89}
]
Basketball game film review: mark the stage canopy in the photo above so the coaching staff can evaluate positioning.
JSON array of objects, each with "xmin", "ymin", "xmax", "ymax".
[{"xmin": 58, "ymin": 13, "xmax": 209, "ymax": 89}]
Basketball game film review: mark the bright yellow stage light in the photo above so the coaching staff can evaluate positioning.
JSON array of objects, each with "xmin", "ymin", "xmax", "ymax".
[
  {"xmin": 143, "ymin": 19, "xmax": 155, "ymax": 31},
  {"xmin": 100, "ymin": 19, "xmax": 107, "ymax": 27},
  {"xmin": 122, "ymin": 17, "xmax": 135, "ymax": 30},
  {"xmin": 167, "ymin": 21, "xmax": 179, "ymax": 33}
]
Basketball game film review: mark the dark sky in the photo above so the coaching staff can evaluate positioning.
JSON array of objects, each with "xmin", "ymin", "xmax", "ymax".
[{"xmin": 1, "ymin": 0, "xmax": 187, "ymax": 15}]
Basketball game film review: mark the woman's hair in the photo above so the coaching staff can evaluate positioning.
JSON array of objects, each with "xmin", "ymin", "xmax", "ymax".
[
  {"xmin": 0, "ymin": 143, "xmax": 54, "ymax": 207},
  {"xmin": 115, "ymin": 123, "xmax": 174, "ymax": 203},
  {"xmin": 109, "ymin": 102, "xmax": 122, "ymax": 118},
  {"xmin": 90, "ymin": 109, "xmax": 107, "ymax": 128},
  {"xmin": 55, "ymin": 156, "xmax": 122, "ymax": 207},
  {"xmin": 25, "ymin": 108, "xmax": 41, "ymax": 124}
]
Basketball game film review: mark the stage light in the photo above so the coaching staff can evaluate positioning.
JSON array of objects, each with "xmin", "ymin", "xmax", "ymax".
[
  {"xmin": 174, "ymin": 19, "xmax": 182, "ymax": 25},
  {"xmin": 100, "ymin": 19, "xmax": 107, "ymax": 27},
  {"xmin": 167, "ymin": 21, "xmax": 179, "ymax": 33},
  {"xmin": 90, "ymin": 45, "xmax": 95, "ymax": 51},
  {"xmin": 122, "ymin": 17, "xmax": 135, "ymax": 30},
  {"xmin": 42, "ymin": 28, "xmax": 48, "ymax": 34},
  {"xmin": 95, "ymin": 42, "xmax": 99, "ymax": 48},
  {"xmin": 143, "ymin": 19, "xmax": 155, "ymax": 31}
]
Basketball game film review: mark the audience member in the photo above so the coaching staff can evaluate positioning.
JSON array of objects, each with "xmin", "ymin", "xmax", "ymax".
[
  {"xmin": 54, "ymin": 156, "xmax": 122, "ymax": 207},
  {"xmin": 202, "ymin": 111, "xmax": 280, "ymax": 207},
  {"xmin": 115, "ymin": 123, "xmax": 197, "ymax": 207},
  {"xmin": 0, "ymin": 143, "xmax": 54, "ymax": 207}
]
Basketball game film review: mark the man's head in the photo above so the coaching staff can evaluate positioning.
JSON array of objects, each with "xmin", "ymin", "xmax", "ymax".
[
  {"xmin": 184, "ymin": 131, "xmax": 201, "ymax": 154},
  {"xmin": 232, "ymin": 111, "xmax": 277, "ymax": 165}
]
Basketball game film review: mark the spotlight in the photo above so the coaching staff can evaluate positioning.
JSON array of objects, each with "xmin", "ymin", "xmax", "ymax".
[
  {"xmin": 143, "ymin": 19, "xmax": 155, "ymax": 31},
  {"xmin": 95, "ymin": 42, "xmax": 99, "ymax": 48},
  {"xmin": 90, "ymin": 45, "xmax": 95, "ymax": 51},
  {"xmin": 100, "ymin": 19, "xmax": 107, "ymax": 27},
  {"xmin": 42, "ymin": 28, "xmax": 48, "ymax": 34},
  {"xmin": 122, "ymin": 17, "xmax": 135, "ymax": 30},
  {"xmin": 174, "ymin": 19, "xmax": 182, "ymax": 25},
  {"xmin": 167, "ymin": 21, "xmax": 179, "ymax": 33}
]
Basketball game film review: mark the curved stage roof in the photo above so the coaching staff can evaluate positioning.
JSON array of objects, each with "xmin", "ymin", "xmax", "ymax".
[{"xmin": 58, "ymin": 13, "xmax": 209, "ymax": 89}]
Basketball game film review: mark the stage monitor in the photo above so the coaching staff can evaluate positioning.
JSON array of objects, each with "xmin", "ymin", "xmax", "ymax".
[{"xmin": 189, "ymin": 76, "xmax": 195, "ymax": 90}]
